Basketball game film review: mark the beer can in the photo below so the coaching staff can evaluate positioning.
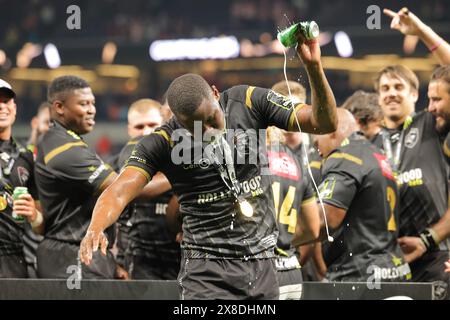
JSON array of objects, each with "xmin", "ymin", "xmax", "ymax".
[
  {"xmin": 12, "ymin": 186, "xmax": 28, "ymax": 223},
  {"xmin": 277, "ymin": 21, "xmax": 320, "ymax": 48}
]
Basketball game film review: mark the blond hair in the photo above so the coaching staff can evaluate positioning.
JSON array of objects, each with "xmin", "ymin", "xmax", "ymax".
[
  {"xmin": 271, "ymin": 80, "xmax": 306, "ymax": 103},
  {"xmin": 128, "ymin": 99, "xmax": 162, "ymax": 122}
]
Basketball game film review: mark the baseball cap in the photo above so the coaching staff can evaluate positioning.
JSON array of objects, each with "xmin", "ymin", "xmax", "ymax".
[{"xmin": 0, "ymin": 79, "xmax": 16, "ymax": 98}]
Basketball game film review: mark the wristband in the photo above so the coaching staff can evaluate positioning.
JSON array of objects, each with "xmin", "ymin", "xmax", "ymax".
[
  {"xmin": 30, "ymin": 210, "xmax": 44, "ymax": 228},
  {"xmin": 419, "ymin": 228, "xmax": 439, "ymax": 252},
  {"xmin": 429, "ymin": 39, "xmax": 443, "ymax": 52}
]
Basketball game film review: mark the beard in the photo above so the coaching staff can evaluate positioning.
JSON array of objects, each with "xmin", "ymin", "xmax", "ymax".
[{"xmin": 436, "ymin": 116, "xmax": 450, "ymax": 135}]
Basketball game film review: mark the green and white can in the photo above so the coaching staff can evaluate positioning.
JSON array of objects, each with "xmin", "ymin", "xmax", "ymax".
[{"xmin": 12, "ymin": 186, "xmax": 28, "ymax": 223}]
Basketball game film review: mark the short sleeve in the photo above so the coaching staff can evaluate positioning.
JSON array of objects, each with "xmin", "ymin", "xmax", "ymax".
[
  {"xmin": 318, "ymin": 151, "xmax": 364, "ymax": 210},
  {"xmin": 124, "ymin": 130, "xmax": 170, "ymax": 182},
  {"xmin": 301, "ymin": 165, "xmax": 316, "ymax": 204},
  {"xmin": 247, "ymin": 86, "xmax": 304, "ymax": 130},
  {"xmin": 45, "ymin": 143, "xmax": 115, "ymax": 194},
  {"xmin": 118, "ymin": 138, "xmax": 140, "ymax": 170}
]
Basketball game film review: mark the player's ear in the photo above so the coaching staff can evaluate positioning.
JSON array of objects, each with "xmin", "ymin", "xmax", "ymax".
[
  {"xmin": 53, "ymin": 100, "xmax": 64, "ymax": 116},
  {"xmin": 410, "ymin": 89, "xmax": 418, "ymax": 103},
  {"xmin": 211, "ymin": 85, "xmax": 220, "ymax": 100}
]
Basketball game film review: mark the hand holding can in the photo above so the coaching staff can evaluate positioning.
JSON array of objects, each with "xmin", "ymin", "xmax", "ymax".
[{"xmin": 12, "ymin": 187, "xmax": 29, "ymax": 223}]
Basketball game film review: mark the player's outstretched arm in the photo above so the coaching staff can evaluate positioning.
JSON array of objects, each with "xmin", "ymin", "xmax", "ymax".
[{"xmin": 79, "ymin": 167, "xmax": 148, "ymax": 265}]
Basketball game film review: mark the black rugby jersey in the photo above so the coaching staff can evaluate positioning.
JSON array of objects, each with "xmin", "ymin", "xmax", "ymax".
[
  {"xmin": 0, "ymin": 138, "xmax": 37, "ymax": 255},
  {"xmin": 372, "ymin": 112, "xmax": 449, "ymax": 249},
  {"xmin": 126, "ymin": 85, "xmax": 304, "ymax": 258},
  {"xmin": 320, "ymin": 132, "xmax": 410, "ymax": 282},
  {"xmin": 118, "ymin": 137, "xmax": 180, "ymax": 263},
  {"xmin": 35, "ymin": 121, "xmax": 115, "ymax": 243},
  {"xmin": 267, "ymin": 142, "xmax": 315, "ymax": 255}
]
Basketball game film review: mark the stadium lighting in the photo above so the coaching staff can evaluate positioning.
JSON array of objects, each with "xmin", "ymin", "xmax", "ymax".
[
  {"xmin": 149, "ymin": 36, "xmax": 240, "ymax": 61},
  {"xmin": 334, "ymin": 31, "xmax": 353, "ymax": 58},
  {"xmin": 44, "ymin": 43, "xmax": 61, "ymax": 69}
]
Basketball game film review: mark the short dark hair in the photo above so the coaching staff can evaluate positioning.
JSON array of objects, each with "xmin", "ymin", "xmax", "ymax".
[
  {"xmin": 374, "ymin": 65, "xmax": 419, "ymax": 92},
  {"xmin": 166, "ymin": 73, "xmax": 212, "ymax": 116},
  {"xmin": 342, "ymin": 90, "xmax": 382, "ymax": 126},
  {"xmin": 47, "ymin": 75, "xmax": 90, "ymax": 103},
  {"xmin": 430, "ymin": 65, "xmax": 450, "ymax": 94}
]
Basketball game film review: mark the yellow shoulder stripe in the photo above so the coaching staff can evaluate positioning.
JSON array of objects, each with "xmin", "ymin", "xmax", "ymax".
[
  {"xmin": 154, "ymin": 130, "xmax": 174, "ymax": 147},
  {"xmin": 328, "ymin": 152, "xmax": 363, "ymax": 165},
  {"xmin": 443, "ymin": 141, "xmax": 450, "ymax": 158},
  {"xmin": 45, "ymin": 141, "xmax": 87, "ymax": 164},
  {"xmin": 287, "ymin": 103, "xmax": 307, "ymax": 131},
  {"xmin": 125, "ymin": 165, "xmax": 152, "ymax": 182},
  {"xmin": 309, "ymin": 161, "xmax": 322, "ymax": 170},
  {"xmin": 127, "ymin": 140, "xmax": 138, "ymax": 146},
  {"xmin": 245, "ymin": 86, "xmax": 256, "ymax": 109}
]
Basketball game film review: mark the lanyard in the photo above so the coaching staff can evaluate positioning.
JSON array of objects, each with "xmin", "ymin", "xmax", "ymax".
[
  {"xmin": 202, "ymin": 115, "xmax": 254, "ymax": 224},
  {"xmin": 0, "ymin": 139, "xmax": 21, "ymax": 180},
  {"xmin": 381, "ymin": 129, "xmax": 404, "ymax": 171},
  {"xmin": 205, "ymin": 135, "xmax": 241, "ymax": 200},
  {"xmin": 381, "ymin": 116, "xmax": 413, "ymax": 171}
]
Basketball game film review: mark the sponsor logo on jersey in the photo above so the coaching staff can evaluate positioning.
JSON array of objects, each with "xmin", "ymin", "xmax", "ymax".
[
  {"xmin": 396, "ymin": 168, "xmax": 423, "ymax": 187},
  {"xmin": 267, "ymin": 90, "xmax": 294, "ymax": 110},
  {"xmin": 373, "ymin": 153, "xmax": 395, "ymax": 181},
  {"xmin": 197, "ymin": 176, "xmax": 263, "ymax": 204},
  {"xmin": 88, "ymin": 164, "xmax": 107, "ymax": 184},
  {"xmin": 405, "ymin": 128, "xmax": 419, "ymax": 149},
  {"xmin": 267, "ymin": 151, "xmax": 299, "ymax": 181},
  {"xmin": 319, "ymin": 177, "xmax": 336, "ymax": 200},
  {"xmin": 155, "ymin": 203, "xmax": 168, "ymax": 215},
  {"xmin": 17, "ymin": 166, "xmax": 30, "ymax": 185}
]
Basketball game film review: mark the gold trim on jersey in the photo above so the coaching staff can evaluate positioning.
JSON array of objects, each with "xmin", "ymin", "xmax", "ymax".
[
  {"xmin": 309, "ymin": 160, "xmax": 322, "ymax": 170},
  {"xmin": 125, "ymin": 165, "xmax": 152, "ymax": 182},
  {"xmin": 154, "ymin": 130, "xmax": 174, "ymax": 147},
  {"xmin": 287, "ymin": 104, "xmax": 307, "ymax": 131},
  {"xmin": 328, "ymin": 152, "xmax": 363, "ymax": 166},
  {"xmin": 126, "ymin": 140, "xmax": 139, "ymax": 146},
  {"xmin": 44, "ymin": 141, "xmax": 87, "ymax": 164},
  {"xmin": 443, "ymin": 141, "xmax": 450, "ymax": 158},
  {"xmin": 245, "ymin": 86, "xmax": 256, "ymax": 109}
]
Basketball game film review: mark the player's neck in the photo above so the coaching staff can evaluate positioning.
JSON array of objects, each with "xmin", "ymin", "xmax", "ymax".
[
  {"xmin": 383, "ymin": 115, "xmax": 409, "ymax": 130},
  {"xmin": 0, "ymin": 127, "xmax": 12, "ymax": 141}
]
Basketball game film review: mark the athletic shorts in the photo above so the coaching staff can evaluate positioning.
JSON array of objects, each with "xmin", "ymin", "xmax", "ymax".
[
  {"xmin": 37, "ymin": 238, "xmax": 117, "ymax": 279},
  {"xmin": 275, "ymin": 255, "xmax": 303, "ymax": 300},
  {"xmin": 178, "ymin": 258, "xmax": 279, "ymax": 300}
]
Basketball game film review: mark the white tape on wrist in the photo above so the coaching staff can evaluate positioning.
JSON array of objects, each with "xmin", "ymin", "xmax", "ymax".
[{"xmin": 30, "ymin": 210, "xmax": 43, "ymax": 228}]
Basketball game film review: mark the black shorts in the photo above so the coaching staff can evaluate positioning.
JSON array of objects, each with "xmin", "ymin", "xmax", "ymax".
[
  {"xmin": 178, "ymin": 258, "xmax": 279, "ymax": 300},
  {"xmin": 275, "ymin": 255, "xmax": 303, "ymax": 300},
  {"xmin": 36, "ymin": 238, "xmax": 117, "ymax": 279},
  {"xmin": 0, "ymin": 254, "xmax": 28, "ymax": 278},
  {"xmin": 127, "ymin": 254, "xmax": 180, "ymax": 280}
]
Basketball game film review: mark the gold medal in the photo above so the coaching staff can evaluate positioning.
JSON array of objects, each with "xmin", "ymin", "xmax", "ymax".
[
  {"xmin": 239, "ymin": 199, "xmax": 254, "ymax": 217},
  {"xmin": 0, "ymin": 196, "xmax": 7, "ymax": 211}
]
